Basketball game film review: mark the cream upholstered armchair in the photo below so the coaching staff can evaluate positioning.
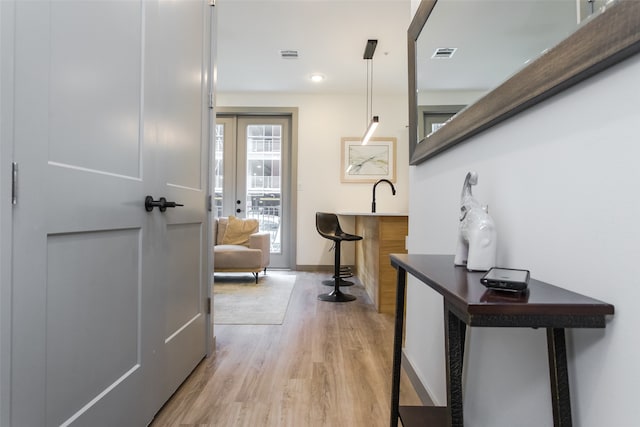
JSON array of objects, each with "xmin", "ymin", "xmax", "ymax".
[{"xmin": 213, "ymin": 216, "xmax": 270, "ymax": 283}]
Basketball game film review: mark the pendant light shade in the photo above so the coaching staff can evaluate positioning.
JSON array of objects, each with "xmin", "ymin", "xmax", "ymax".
[
  {"xmin": 361, "ymin": 39, "xmax": 378, "ymax": 145},
  {"xmin": 361, "ymin": 116, "xmax": 379, "ymax": 145}
]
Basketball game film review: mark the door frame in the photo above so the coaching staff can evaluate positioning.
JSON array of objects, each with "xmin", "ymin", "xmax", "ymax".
[
  {"xmin": 206, "ymin": 0, "xmax": 217, "ymax": 357},
  {"xmin": 216, "ymin": 107, "xmax": 298, "ymax": 270}
]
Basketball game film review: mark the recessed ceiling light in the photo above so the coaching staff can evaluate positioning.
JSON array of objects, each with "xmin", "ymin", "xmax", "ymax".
[{"xmin": 310, "ymin": 73, "xmax": 325, "ymax": 83}]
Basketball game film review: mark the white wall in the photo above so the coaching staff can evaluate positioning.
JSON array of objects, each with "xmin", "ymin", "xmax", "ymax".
[
  {"xmin": 217, "ymin": 92, "xmax": 410, "ymax": 267},
  {"xmin": 406, "ymin": 53, "xmax": 640, "ymax": 426}
]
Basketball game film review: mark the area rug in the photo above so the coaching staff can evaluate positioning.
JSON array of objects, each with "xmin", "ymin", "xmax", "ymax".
[{"xmin": 213, "ymin": 273, "xmax": 296, "ymax": 325}]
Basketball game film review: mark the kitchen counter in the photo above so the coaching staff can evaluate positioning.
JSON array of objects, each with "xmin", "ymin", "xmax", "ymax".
[
  {"xmin": 339, "ymin": 212, "xmax": 409, "ymax": 217},
  {"xmin": 338, "ymin": 212, "xmax": 408, "ymax": 314}
]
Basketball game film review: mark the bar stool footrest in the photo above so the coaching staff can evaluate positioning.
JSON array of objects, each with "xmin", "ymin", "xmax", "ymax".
[{"xmin": 322, "ymin": 279, "xmax": 355, "ymax": 287}]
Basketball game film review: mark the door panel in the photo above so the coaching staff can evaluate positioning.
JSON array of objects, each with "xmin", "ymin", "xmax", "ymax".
[
  {"xmin": 153, "ymin": 2, "xmax": 206, "ymax": 192},
  {"xmin": 10, "ymin": 1, "xmax": 211, "ymax": 425},
  {"xmin": 238, "ymin": 117, "xmax": 290, "ymax": 268},
  {"xmin": 166, "ymin": 224, "xmax": 203, "ymax": 337},
  {"xmin": 11, "ymin": 2, "xmax": 146, "ymax": 425},
  {"xmin": 45, "ymin": 230, "xmax": 141, "ymax": 426},
  {"xmin": 163, "ymin": 223, "xmax": 206, "ymax": 396},
  {"xmin": 48, "ymin": 1, "xmax": 142, "ymax": 178},
  {"xmin": 143, "ymin": 0, "xmax": 210, "ymax": 415}
]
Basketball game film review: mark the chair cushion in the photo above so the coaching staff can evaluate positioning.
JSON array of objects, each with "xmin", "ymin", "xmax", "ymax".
[
  {"xmin": 221, "ymin": 215, "xmax": 259, "ymax": 246},
  {"xmin": 214, "ymin": 245, "xmax": 262, "ymax": 270}
]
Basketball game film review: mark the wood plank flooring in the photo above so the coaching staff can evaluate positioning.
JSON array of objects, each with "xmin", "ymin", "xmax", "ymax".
[{"xmin": 150, "ymin": 271, "xmax": 422, "ymax": 427}]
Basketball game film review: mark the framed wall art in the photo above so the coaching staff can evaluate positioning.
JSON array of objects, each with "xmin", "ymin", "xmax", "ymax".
[{"xmin": 340, "ymin": 137, "xmax": 396, "ymax": 183}]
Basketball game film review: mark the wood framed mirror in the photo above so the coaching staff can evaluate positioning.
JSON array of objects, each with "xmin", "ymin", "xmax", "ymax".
[{"xmin": 408, "ymin": 0, "xmax": 640, "ymax": 165}]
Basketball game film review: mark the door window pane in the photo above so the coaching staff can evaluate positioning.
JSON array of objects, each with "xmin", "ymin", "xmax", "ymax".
[
  {"xmin": 214, "ymin": 124, "xmax": 224, "ymax": 217},
  {"xmin": 246, "ymin": 125, "xmax": 282, "ymax": 253}
]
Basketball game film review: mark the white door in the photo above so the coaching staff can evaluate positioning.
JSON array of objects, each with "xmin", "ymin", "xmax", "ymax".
[
  {"xmin": 9, "ymin": 1, "xmax": 211, "ymax": 425},
  {"xmin": 214, "ymin": 115, "xmax": 292, "ymax": 268},
  {"xmin": 141, "ymin": 0, "xmax": 212, "ymax": 418}
]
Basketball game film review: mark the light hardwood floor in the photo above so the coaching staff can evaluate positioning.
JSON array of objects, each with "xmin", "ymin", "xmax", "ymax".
[{"xmin": 150, "ymin": 271, "xmax": 421, "ymax": 427}]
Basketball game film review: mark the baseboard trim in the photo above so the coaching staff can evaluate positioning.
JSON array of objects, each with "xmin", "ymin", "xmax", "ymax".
[
  {"xmin": 295, "ymin": 264, "xmax": 356, "ymax": 272},
  {"xmin": 402, "ymin": 350, "xmax": 435, "ymax": 406},
  {"xmin": 295, "ymin": 265, "xmax": 332, "ymax": 272}
]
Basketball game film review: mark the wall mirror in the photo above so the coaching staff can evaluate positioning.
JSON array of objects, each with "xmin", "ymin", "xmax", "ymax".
[{"xmin": 408, "ymin": 0, "xmax": 640, "ymax": 165}]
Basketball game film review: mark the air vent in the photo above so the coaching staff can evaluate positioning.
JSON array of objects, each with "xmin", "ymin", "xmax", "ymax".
[
  {"xmin": 280, "ymin": 50, "xmax": 299, "ymax": 59},
  {"xmin": 431, "ymin": 47, "xmax": 457, "ymax": 59}
]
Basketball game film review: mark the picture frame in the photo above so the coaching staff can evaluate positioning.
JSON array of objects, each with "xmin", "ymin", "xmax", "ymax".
[{"xmin": 340, "ymin": 137, "xmax": 396, "ymax": 183}]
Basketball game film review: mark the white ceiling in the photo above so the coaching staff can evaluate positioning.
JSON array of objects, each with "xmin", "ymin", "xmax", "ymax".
[
  {"xmin": 417, "ymin": 0, "xmax": 579, "ymax": 92},
  {"xmin": 216, "ymin": 0, "xmax": 412, "ymax": 95},
  {"xmin": 216, "ymin": 0, "xmax": 580, "ymax": 96}
]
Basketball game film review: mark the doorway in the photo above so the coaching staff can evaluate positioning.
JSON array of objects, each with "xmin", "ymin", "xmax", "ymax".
[{"xmin": 214, "ymin": 112, "xmax": 296, "ymax": 269}]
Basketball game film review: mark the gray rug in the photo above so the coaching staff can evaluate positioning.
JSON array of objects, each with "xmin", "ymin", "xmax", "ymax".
[{"xmin": 213, "ymin": 273, "xmax": 296, "ymax": 325}]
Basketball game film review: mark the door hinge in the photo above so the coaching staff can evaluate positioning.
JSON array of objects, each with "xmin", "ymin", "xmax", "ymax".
[
  {"xmin": 11, "ymin": 162, "xmax": 18, "ymax": 206},
  {"xmin": 207, "ymin": 297, "xmax": 211, "ymax": 314},
  {"xmin": 207, "ymin": 195, "xmax": 212, "ymax": 212},
  {"xmin": 208, "ymin": 92, "xmax": 214, "ymax": 109}
]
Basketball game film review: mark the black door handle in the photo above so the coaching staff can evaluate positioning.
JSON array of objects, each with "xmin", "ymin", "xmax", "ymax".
[{"xmin": 145, "ymin": 196, "xmax": 184, "ymax": 212}]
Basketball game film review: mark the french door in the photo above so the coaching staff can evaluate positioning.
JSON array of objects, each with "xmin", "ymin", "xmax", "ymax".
[{"xmin": 214, "ymin": 115, "xmax": 291, "ymax": 268}]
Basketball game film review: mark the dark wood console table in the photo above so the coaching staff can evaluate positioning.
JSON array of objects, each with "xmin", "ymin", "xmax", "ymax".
[{"xmin": 389, "ymin": 254, "xmax": 614, "ymax": 427}]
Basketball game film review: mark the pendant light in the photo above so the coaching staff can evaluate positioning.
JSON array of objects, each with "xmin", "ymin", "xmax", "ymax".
[{"xmin": 361, "ymin": 39, "xmax": 378, "ymax": 145}]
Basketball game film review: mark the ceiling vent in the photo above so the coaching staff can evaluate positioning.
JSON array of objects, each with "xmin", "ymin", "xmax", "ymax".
[
  {"xmin": 431, "ymin": 47, "xmax": 457, "ymax": 59},
  {"xmin": 280, "ymin": 50, "xmax": 299, "ymax": 59}
]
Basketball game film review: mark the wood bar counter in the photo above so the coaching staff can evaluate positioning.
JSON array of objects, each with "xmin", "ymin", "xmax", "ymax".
[
  {"xmin": 389, "ymin": 254, "xmax": 614, "ymax": 427},
  {"xmin": 339, "ymin": 213, "xmax": 408, "ymax": 314}
]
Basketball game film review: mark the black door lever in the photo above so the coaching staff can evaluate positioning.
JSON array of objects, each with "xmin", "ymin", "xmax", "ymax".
[{"xmin": 145, "ymin": 196, "xmax": 184, "ymax": 212}]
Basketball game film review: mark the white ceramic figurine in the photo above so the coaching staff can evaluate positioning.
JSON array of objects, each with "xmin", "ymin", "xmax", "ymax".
[{"xmin": 454, "ymin": 171, "xmax": 497, "ymax": 271}]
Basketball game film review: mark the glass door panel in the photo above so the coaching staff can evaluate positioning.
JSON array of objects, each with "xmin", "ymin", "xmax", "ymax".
[
  {"xmin": 244, "ymin": 123, "xmax": 282, "ymax": 254},
  {"xmin": 213, "ymin": 117, "xmax": 235, "ymax": 218}
]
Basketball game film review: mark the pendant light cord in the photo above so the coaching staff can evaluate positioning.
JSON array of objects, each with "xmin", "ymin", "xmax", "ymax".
[
  {"xmin": 365, "ymin": 59, "xmax": 370, "ymax": 128},
  {"xmin": 365, "ymin": 58, "xmax": 374, "ymax": 128},
  {"xmin": 369, "ymin": 58, "xmax": 373, "ymax": 120}
]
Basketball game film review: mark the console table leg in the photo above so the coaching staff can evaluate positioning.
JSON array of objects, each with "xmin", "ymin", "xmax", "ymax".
[
  {"xmin": 547, "ymin": 328, "xmax": 572, "ymax": 427},
  {"xmin": 445, "ymin": 304, "xmax": 466, "ymax": 427},
  {"xmin": 389, "ymin": 267, "xmax": 407, "ymax": 427}
]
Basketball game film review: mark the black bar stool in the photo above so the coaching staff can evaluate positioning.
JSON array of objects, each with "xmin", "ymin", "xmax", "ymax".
[{"xmin": 315, "ymin": 212, "xmax": 362, "ymax": 302}]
